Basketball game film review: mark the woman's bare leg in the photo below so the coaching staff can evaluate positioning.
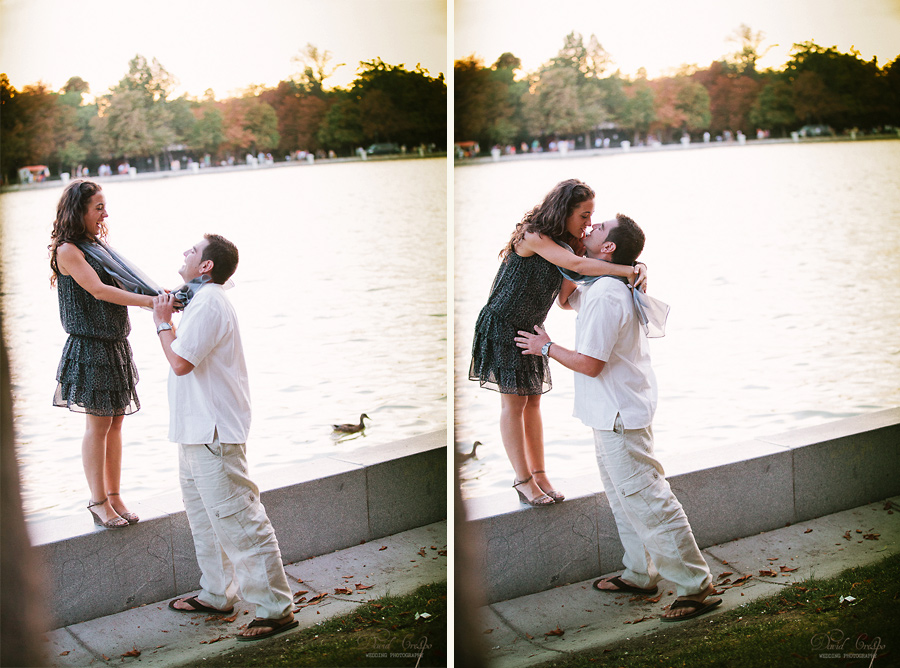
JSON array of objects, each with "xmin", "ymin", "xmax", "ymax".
[
  {"xmin": 104, "ymin": 415, "xmax": 132, "ymax": 516},
  {"xmin": 499, "ymin": 393, "xmax": 549, "ymax": 502},
  {"xmin": 522, "ymin": 394, "xmax": 561, "ymax": 497},
  {"xmin": 82, "ymin": 415, "xmax": 121, "ymax": 523}
]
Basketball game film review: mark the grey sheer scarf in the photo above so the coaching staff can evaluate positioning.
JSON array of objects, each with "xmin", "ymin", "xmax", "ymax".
[
  {"xmin": 556, "ymin": 242, "xmax": 670, "ymax": 338},
  {"xmin": 75, "ymin": 240, "xmax": 219, "ymax": 310}
]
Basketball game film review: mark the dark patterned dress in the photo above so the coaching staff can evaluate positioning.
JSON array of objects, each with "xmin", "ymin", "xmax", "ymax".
[
  {"xmin": 53, "ymin": 250, "xmax": 140, "ymax": 416},
  {"xmin": 469, "ymin": 251, "xmax": 563, "ymax": 395}
]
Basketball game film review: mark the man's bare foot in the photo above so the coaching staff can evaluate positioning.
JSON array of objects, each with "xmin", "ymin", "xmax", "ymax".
[
  {"xmin": 168, "ymin": 595, "xmax": 233, "ymax": 614},
  {"xmin": 592, "ymin": 575, "xmax": 658, "ymax": 594},
  {"xmin": 662, "ymin": 584, "xmax": 721, "ymax": 621},
  {"xmin": 236, "ymin": 613, "xmax": 298, "ymax": 641}
]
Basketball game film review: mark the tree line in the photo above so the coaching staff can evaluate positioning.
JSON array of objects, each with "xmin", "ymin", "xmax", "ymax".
[
  {"xmin": 455, "ymin": 28, "xmax": 900, "ymax": 151},
  {"xmin": 0, "ymin": 46, "xmax": 446, "ymax": 184}
]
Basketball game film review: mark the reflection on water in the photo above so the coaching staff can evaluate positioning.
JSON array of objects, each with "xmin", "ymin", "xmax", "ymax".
[
  {"xmin": 1, "ymin": 158, "xmax": 447, "ymax": 522},
  {"xmin": 455, "ymin": 140, "xmax": 900, "ymax": 499}
]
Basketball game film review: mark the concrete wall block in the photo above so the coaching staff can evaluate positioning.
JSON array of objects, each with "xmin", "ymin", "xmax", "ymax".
[
  {"xmin": 667, "ymin": 449, "xmax": 794, "ymax": 548},
  {"xmin": 169, "ymin": 509, "xmax": 203, "ymax": 594},
  {"xmin": 262, "ymin": 469, "xmax": 369, "ymax": 562},
  {"xmin": 475, "ymin": 495, "xmax": 601, "ymax": 603},
  {"xmin": 594, "ymin": 491, "xmax": 628, "ymax": 577},
  {"xmin": 38, "ymin": 518, "xmax": 177, "ymax": 628},
  {"xmin": 366, "ymin": 448, "xmax": 446, "ymax": 538},
  {"xmin": 786, "ymin": 424, "xmax": 900, "ymax": 522}
]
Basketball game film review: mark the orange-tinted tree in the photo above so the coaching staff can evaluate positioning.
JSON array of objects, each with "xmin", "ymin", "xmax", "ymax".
[
  {"xmin": 649, "ymin": 76, "xmax": 711, "ymax": 142},
  {"xmin": 693, "ymin": 62, "xmax": 761, "ymax": 135}
]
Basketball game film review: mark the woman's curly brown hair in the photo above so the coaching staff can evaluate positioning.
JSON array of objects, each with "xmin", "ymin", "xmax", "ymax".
[
  {"xmin": 500, "ymin": 178, "xmax": 595, "ymax": 259},
  {"xmin": 48, "ymin": 180, "xmax": 106, "ymax": 285}
]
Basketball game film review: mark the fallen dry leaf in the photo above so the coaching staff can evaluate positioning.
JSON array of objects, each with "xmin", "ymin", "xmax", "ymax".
[
  {"xmin": 863, "ymin": 533, "xmax": 880, "ymax": 540},
  {"xmin": 418, "ymin": 547, "xmax": 427, "ymax": 557},
  {"xmin": 355, "ymin": 583, "xmax": 374, "ymax": 590},
  {"xmin": 294, "ymin": 590, "xmax": 310, "ymax": 599},
  {"xmin": 102, "ymin": 655, "xmax": 110, "ymax": 661},
  {"xmin": 759, "ymin": 570, "xmax": 777, "ymax": 577},
  {"xmin": 121, "ymin": 647, "xmax": 141, "ymax": 658},
  {"xmin": 804, "ymin": 528, "xmax": 813, "ymax": 533},
  {"xmin": 438, "ymin": 549, "xmax": 447, "ymax": 556},
  {"xmin": 59, "ymin": 651, "xmax": 70, "ymax": 656},
  {"xmin": 647, "ymin": 593, "xmax": 663, "ymax": 603},
  {"xmin": 200, "ymin": 636, "xmax": 229, "ymax": 644},
  {"xmin": 308, "ymin": 592, "xmax": 328, "ymax": 603},
  {"xmin": 625, "ymin": 615, "xmax": 653, "ymax": 624},
  {"xmin": 483, "ymin": 628, "xmax": 493, "ymax": 634},
  {"xmin": 525, "ymin": 632, "xmax": 533, "ymax": 639},
  {"xmin": 733, "ymin": 574, "xmax": 752, "ymax": 585},
  {"xmin": 334, "ymin": 587, "xmax": 353, "ymax": 595},
  {"xmin": 717, "ymin": 571, "xmax": 734, "ymax": 579},
  {"xmin": 843, "ymin": 531, "xmax": 852, "ymax": 540},
  {"xmin": 780, "ymin": 566, "xmax": 798, "ymax": 573},
  {"xmin": 545, "ymin": 626, "xmax": 564, "ymax": 637},
  {"xmin": 379, "ymin": 546, "xmax": 388, "ymax": 551}
]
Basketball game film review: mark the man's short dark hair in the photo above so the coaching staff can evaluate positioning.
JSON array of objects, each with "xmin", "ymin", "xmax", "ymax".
[
  {"xmin": 202, "ymin": 234, "xmax": 239, "ymax": 284},
  {"xmin": 607, "ymin": 214, "xmax": 645, "ymax": 265}
]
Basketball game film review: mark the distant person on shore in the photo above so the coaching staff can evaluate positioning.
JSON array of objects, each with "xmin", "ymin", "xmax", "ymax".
[
  {"xmin": 515, "ymin": 214, "xmax": 720, "ymax": 621},
  {"xmin": 49, "ymin": 180, "xmax": 152, "ymax": 530},
  {"xmin": 152, "ymin": 234, "xmax": 297, "ymax": 641},
  {"xmin": 468, "ymin": 179, "xmax": 646, "ymax": 507}
]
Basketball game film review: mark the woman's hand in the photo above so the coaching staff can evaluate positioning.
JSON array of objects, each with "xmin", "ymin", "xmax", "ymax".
[{"xmin": 633, "ymin": 263, "xmax": 648, "ymax": 292}]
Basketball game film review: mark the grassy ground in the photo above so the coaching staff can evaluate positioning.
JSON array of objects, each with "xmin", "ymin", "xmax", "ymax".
[
  {"xmin": 535, "ymin": 552, "xmax": 899, "ymax": 668},
  {"xmin": 180, "ymin": 581, "xmax": 447, "ymax": 667}
]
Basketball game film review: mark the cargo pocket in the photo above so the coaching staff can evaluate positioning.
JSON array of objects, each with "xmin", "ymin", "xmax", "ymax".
[
  {"xmin": 619, "ymin": 468, "xmax": 675, "ymax": 526},
  {"xmin": 210, "ymin": 491, "xmax": 267, "ymax": 552}
]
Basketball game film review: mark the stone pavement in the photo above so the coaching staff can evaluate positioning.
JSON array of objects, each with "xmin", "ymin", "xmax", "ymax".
[
  {"xmin": 42, "ymin": 521, "xmax": 446, "ymax": 667},
  {"xmin": 477, "ymin": 498, "xmax": 899, "ymax": 667}
]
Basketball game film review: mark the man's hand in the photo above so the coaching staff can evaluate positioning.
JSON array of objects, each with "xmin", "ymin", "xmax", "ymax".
[
  {"xmin": 515, "ymin": 325, "xmax": 551, "ymax": 356},
  {"xmin": 152, "ymin": 293, "xmax": 177, "ymax": 327}
]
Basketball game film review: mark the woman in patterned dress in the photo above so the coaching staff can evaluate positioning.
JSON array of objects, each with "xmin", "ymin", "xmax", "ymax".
[
  {"xmin": 469, "ymin": 179, "xmax": 646, "ymax": 506},
  {"xmin": 49, "ymin": 180, "xmax": 153, "ymax": 529}
]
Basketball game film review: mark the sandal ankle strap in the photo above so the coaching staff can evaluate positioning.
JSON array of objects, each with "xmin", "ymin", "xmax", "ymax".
[
  {"xmin": 87, "ymin": 497, "xmax": 108, "ymax": 508},
  {"xmin": 512, "ymin": 476, "xmax": 533, "ymax": 489}
]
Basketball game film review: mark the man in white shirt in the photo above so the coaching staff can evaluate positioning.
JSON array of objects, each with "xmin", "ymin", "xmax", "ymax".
[
  {"xmin": 515, "ymin": 214, "xmax": 721, "ymax": 622},
  {"xmin": 152, "ymin": 234, "xmax": 296, "ymax": 640}
]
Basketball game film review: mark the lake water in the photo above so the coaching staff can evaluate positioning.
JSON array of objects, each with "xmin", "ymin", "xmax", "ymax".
[
  {"xmin": 454, "ymin": 140, "xmax": 900, "ymax": 500},
  {"xmin": 1, "ymin": 158, "xmax": 447, "ymax": 523}
]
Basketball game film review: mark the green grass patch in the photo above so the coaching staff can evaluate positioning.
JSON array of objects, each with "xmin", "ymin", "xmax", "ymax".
[
  {"xmin": 181, "ymin": 581, "xmax": 446, "ymax": 667},
  {"xmin": 535, "ymin": 552, "xmax": 899, "ymax": 668}
]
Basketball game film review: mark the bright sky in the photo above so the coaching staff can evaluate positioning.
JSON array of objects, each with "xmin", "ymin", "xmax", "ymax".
[
  {"xmin": 0, "ymin": 0, "xmax": 447, "ymax": 99},
  {"xmin": 455, "ymin": 0, "xmax": 900, "ymax": 78}
]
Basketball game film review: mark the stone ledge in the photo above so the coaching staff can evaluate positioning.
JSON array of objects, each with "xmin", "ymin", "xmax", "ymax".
[
  {"xmin": 29, "ymin": 430, "xmax": 447, "ymax": 629},
  {"xmin": 464, "ymin": 408, "xmax": 900, "ymax": 604}
]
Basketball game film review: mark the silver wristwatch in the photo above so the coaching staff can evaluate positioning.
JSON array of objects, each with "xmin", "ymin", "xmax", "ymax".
[
  {"xmin": 156, "ymin": 322, "xmax": 173, "ymax": 335},
  {"xmin": 541, "ymin": 341, "xmax": 553, "ymax": 358}
]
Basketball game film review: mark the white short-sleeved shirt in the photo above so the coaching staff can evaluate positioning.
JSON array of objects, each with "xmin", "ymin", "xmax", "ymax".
[
  {"xmin": 168, "ymin": 284, "xmax": 251, "ymax": 444},
  {"xmin": 570, "ymin": 278, "xmax": 657, "ymax": 430}
]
